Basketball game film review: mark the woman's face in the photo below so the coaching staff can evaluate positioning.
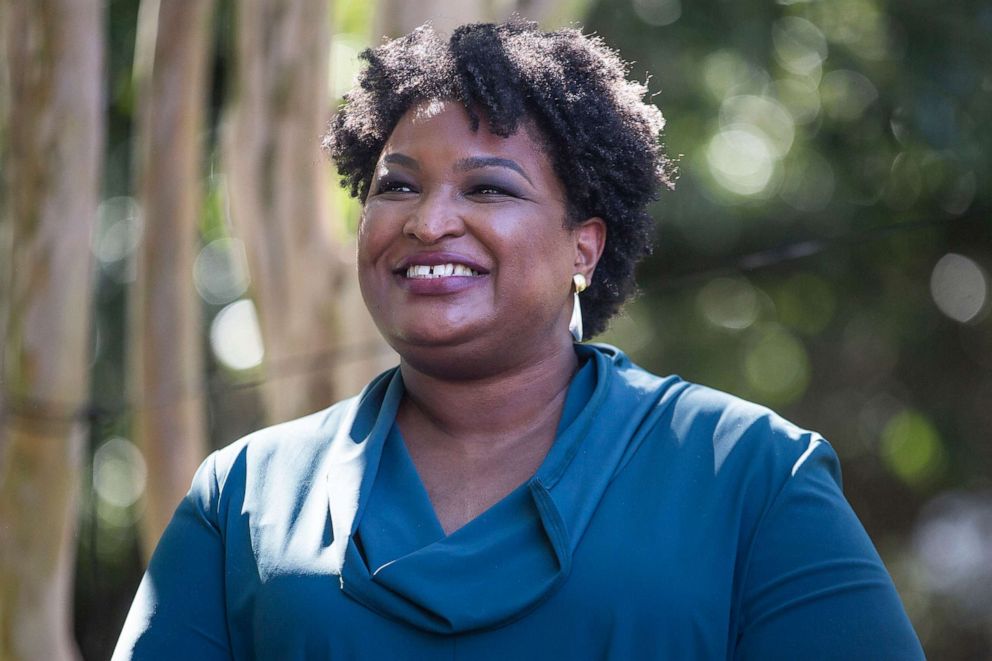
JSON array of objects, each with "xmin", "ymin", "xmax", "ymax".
[{"xmin": 358, "ymin": 100, "xmax": 604, "ymax": 374}]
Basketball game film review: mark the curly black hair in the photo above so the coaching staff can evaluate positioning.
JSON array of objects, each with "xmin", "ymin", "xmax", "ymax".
[{"xmin": 324, "ymin": 19, "xmax": 674, "ymax": 338}]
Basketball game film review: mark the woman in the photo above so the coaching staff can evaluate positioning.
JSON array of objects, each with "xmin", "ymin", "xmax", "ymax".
[{"xmin": 114, "ymin": 20, "xmax": 923, "ymax": 660}]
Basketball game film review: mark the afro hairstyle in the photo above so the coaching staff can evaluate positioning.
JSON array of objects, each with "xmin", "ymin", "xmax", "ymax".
[{"xmin": 324, "ymin": 18, "xmax": 674, "ymax": 338}]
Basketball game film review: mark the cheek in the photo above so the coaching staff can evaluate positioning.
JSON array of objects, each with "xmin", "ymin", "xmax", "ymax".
[
  {"xmin": 356, "ymin": 225, "xmax": 372, "ymax": 267},
  {"xmin": 492, "ymin": 222, "xmax": 575, "ymax": 301},
  {"xmin": 356, "ymin": 209, "xmax": 390, "ymax": 267},
  {"xmin": 527, "ymin": 225, "xmax": 577, "ymax": 278}
]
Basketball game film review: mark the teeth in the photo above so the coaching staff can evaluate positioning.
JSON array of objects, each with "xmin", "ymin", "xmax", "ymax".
[{"xmin": 405, "ymin": 263, "xmax": 479, "ymax": 279}]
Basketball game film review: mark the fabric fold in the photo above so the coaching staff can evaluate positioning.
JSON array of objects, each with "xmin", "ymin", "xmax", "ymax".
[{"xmin": 328, "ymin": 344, "xmax": 687, "ymax": 634}]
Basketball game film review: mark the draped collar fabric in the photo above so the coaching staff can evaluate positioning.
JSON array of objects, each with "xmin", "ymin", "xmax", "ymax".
[{"xmin": 324, "ymin": 344, "xmax": 687, "ymax": 635}]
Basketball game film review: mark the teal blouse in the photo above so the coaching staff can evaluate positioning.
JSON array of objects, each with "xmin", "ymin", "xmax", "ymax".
[{"xmin": 113, "ymin": 344, "xmax": 923, "ymax": 660}]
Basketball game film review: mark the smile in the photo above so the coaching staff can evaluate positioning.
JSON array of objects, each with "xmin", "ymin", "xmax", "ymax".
[{"xmin": 405, "ymin": 264, "xmax": 480, "ymax": 278}]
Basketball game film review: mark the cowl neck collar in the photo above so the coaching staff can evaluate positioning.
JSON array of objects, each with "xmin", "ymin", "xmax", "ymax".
[{"xmin": 324, "ymin": 344, "xmax": 686, "ymax": 634}]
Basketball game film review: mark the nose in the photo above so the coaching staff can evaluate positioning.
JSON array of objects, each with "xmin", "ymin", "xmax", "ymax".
[{"xmin": 402, "ymin": 191, "xmax": 465, "ymax": 244}]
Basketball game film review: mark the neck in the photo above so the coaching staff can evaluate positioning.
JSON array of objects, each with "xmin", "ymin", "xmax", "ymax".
[{"xmin": 397, "ymin": 340, "xmax": 579, "ymax": 454}]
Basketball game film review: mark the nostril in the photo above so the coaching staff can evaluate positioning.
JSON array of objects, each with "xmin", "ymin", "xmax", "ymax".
[{"xmin": 403, "ymin": 205, "xmax": 465, "ymax": 243}]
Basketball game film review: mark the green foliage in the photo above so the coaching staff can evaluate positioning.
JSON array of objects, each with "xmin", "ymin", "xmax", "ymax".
[
  {"xmin": 589, "ymin": 0, "xmax": 992, "ymax": 656},
  {"xmin": 881, "ymin": 410, "xmax": 948, "ymax": 487},
  {"xmin": 334, "ymin": 0, "xmax": 374, "ymax": 36}
]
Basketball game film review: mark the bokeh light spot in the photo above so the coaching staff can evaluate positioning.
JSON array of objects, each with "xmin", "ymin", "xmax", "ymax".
[
  {"xmin": 210, "ymin": 299, "xmax": 265, "ymax": 371},
  {"xmin": 697, "ymin": 277, "xmax": 759, "ymax": 331},
  {"xmin": 770, "ymin": 77, "xmax": 821, "ymax": 124},
  {"xmin": 194, "ymin": 238, "xmax": 251, "ymax": 305},
  {"xmin": 930, "ymin": 253, "xmax": 989, "ymax": 324},
  {"xmin": 632, "ymin": 0, "xmax": 681, "ymax": 26},
  {"xmin": 880, "ymin": 410, "xmax": 948, "ymax": 487},
  {"xmin": 702, "ymin": 50, "xmax": 768, "ymax": 99},
  {"xmin": 720, "ymin": 95, "xmax": 795, "ymax": 157},
  {"xmin": 743, "ymin": 325, "xmax": 811, "ymax": 404},
  {"xmin": 772, "ymin": 17, "xmax": 828, "ymax": 77},
  {"xmin": 93, "ymin": 437, "xmax": 147, "ymax": 509},
  {"xmin": 811, "ymin": 0, "xmax": 895, "ymax": 61},
  {"xmin": 706, "ymin": 128, "xmax": 776, "ymax": 196},
  {"xmin": 912, "ymin": 491, "xmax": 992, "ymax": 618},
  {"xmin": 820, "ymin": 69, "xmax": 878, "ymax": 121}
]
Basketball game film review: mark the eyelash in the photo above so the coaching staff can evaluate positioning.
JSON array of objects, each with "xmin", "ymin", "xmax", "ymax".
[
  {"xmin": 375, "ymin": 179, "xmax": 415, "ymax": 195},
  {"xmin": 373, "ymin": 180, "xmax": 516, "ymax": 198},
  {"xmin": 468, "ymin": 184, "xmax": 514, "ymax": 197}
]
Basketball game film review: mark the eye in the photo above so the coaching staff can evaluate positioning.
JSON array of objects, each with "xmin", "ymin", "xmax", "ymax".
[
  {"xmin": 467, "ymin": 183, "xmax": 517, "ymax": 199},
  {"xmin": 373, "ymin": 179, "xmax": 417, "ymax": 195}
]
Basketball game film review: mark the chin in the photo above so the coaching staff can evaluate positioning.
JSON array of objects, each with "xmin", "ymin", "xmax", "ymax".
[
  {"xmin": 393, "ymin": 329, "xmax": 470, "ymax": 350},
  {"xmin": 384, "ymin": 329, "xmax": 505, "ymax": 380},
  {"xmin": 399, "ymin": 345, "xmax": 509, "ymax": 381},
  {"xmin": 380, "ymin": 304, "xmax": 492, "ymax": 349},
  {"xmin": 385, "ymin": 314, "xmax": 473, "ymax": 345}
]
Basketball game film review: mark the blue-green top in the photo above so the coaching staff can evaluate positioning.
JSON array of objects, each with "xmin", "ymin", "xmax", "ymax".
[{"xmin": 113, "ymin": 344, "xmax": 923, "ymax": 660}]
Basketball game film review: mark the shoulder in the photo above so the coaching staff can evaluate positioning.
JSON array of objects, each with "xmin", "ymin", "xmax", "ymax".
[
  {"xmin": 212, "ymin": 400, "xmax": 356, "ymax": 483},
  {"xmin": 662, "ymin": 387, "xmax": 845, "ymax": 556},
  {"xmin": 596, "ymin": 342, "xmax": 833, "ymax": 478},
  {"xmin": 610, "ymin": 353, "xmax": 852, "ymax": 573},
  {"xmin": 185, "ymin": 395, "xmax": 363, "ymax": 518},
  {"xmin": 595, "ymin": 344, "xmax": 841, "ymax": 515},
  {"xmin": 668, "ymin": 381, "xmax": 837, "ymax": 483}
]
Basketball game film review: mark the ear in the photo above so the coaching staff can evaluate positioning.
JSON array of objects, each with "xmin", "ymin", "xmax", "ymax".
[{"xmin": 573, "ymin": 217, "xmax": 606, "ymax": 284}]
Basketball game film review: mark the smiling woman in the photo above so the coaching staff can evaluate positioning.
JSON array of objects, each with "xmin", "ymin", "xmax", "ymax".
[
  {"xmin": 113, "ymin": 19, "xmax": 924, "ymax": 661},
  {"xmin": 358, "ymin": 100, "xmax": 604, "ymax": 382}
]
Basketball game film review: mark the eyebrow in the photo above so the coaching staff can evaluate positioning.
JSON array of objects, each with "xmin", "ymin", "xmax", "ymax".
[
  {"xmin": 381, "ymin": 153, "xmax": 420, "ymax": 170},
  {"xmin": 380, "ymin": 152, "xmax": 533, "ymax": 186},
  {"xmin": 455, "ymin": 156, "xmax": 533, "ymax": 185}
]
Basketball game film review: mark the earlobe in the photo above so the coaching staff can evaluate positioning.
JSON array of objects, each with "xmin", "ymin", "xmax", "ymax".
[{"xmin": 574, "ymin": 217, "xmax": 607, "ymax": 281}]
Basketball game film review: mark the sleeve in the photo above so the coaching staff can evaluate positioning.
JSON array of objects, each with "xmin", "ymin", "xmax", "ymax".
[
  {"xmin": 112, "ymin": 452, "xmax": 234, "ymax": 661},
  {"xmin": 733, "ymin": 441, "xmax": 925, "ymax": 661}
]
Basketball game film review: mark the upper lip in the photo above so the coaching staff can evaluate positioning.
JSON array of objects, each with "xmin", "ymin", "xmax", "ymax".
[{"xmin": 393, "ymin": 251, "xmax": 490, "ymax": 274}]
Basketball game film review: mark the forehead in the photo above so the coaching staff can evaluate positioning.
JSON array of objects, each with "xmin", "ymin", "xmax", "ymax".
[{"xmin": 380, "ymin": 100, "xmax": 555, "ymax": 174}]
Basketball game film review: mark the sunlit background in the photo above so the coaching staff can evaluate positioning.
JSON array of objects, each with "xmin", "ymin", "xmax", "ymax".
[{"xmin": 68, "ymin": 0, "xmax": 990, "ymax": 658}]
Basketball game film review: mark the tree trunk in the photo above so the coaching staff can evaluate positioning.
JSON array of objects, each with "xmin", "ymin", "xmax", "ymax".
[
  {"xmin": 0, "ymin": 0, "xmax": 9, "ymax": 387},
  {"xmin": 329, "ymin": 241, "xmax": 401, "ymax": 399},
  {"xmin": 224, "ymin": 0, "xmax": 394, "ymax": 425},
  {"xmin": 130, "ymin": 0, "xmax": 215, "ymax": 560},
  {"xmin": 0, "ymin": 2, "xmax": 103, "ymax": 660}
]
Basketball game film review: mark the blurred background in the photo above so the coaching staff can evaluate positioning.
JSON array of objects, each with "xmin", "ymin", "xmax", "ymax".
[{"xmin": 0, "ymin": 0, "xmax": 989, "ymax": 659}]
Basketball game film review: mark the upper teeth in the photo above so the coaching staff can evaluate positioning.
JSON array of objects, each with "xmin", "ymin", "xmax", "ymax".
[{"xmin": 406, "ymin": 264, "xmax": 479, "ymax": 278}]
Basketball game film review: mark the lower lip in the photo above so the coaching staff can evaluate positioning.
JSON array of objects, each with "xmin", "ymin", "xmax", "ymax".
[{"xmin": 395, "ymin": 273, "xmax": 488, "ymax": 295}]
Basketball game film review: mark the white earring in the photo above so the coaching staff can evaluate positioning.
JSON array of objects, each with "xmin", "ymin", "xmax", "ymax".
[{"xmin": 569, "ymin": 274, "xmax": 588, "ymax": 342}]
